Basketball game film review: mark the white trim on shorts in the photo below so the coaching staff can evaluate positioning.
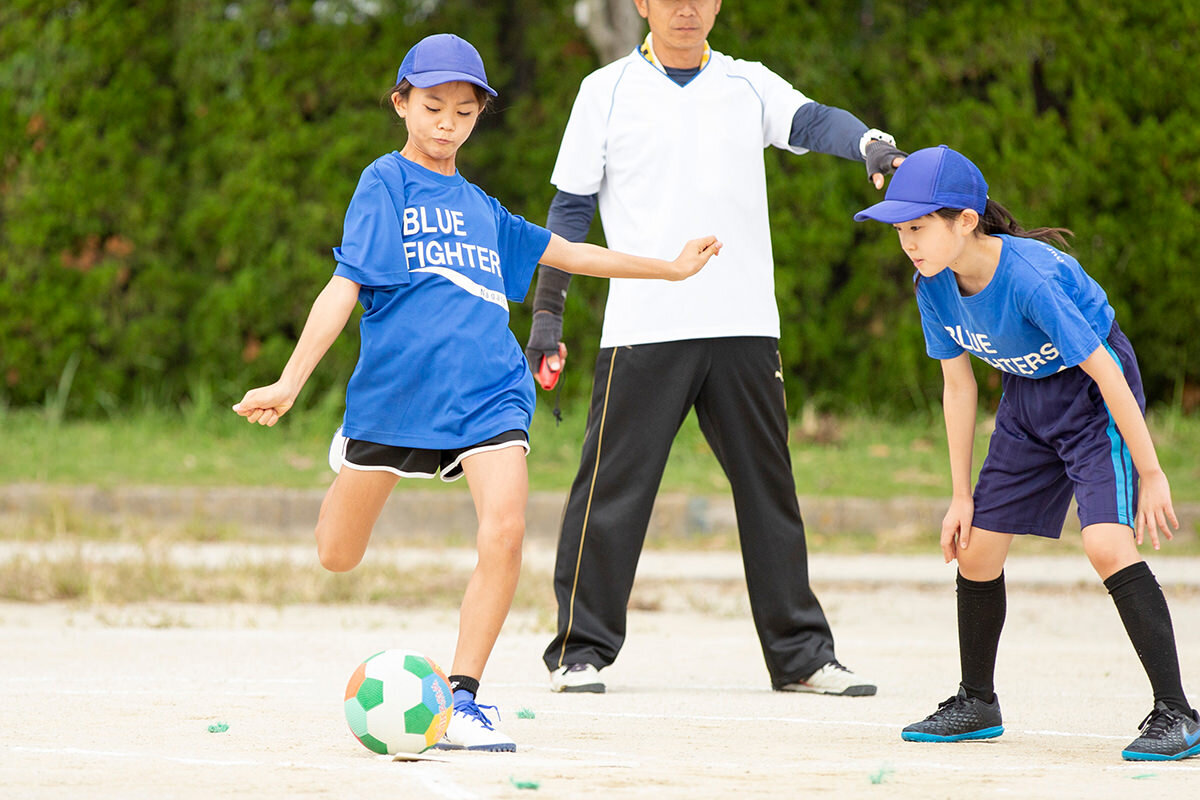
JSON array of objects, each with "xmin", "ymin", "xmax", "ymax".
[
  {"xmin": 436, "ymin": 438, "xmax": 530, "ymax": 482},
  {"xmin": 327, "ymin": 427, "xmax": 530, "ymax": 482}
]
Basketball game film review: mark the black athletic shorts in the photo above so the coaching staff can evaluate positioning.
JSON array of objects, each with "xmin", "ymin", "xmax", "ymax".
[{"xmin": 328, "ymin": 428, "xmax": 528, "ymax": 482}]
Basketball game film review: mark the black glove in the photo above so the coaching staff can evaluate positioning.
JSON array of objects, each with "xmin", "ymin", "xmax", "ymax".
[
  {"xmin": 525, "ymin": 266, "xmax": 570, "ymax": 372},
  {"xmin": 865, "ymin": 139, "xmax": 907, "ymax": 179},
  {"xmin": 526, "ymin": 310, "xmax": 563, "ymax": 373}
]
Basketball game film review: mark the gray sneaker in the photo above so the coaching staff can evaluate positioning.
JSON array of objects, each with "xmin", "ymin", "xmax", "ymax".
[
  {"xmin": 549, "ymin": 663, "xmax": 605, "ymax": 693},
  {"xmin": 1122, "ymin": 701, "xmax": 1200, "ymax": 761},
  {"xmin": 902, "ymin": 688, "xmax": 1003, "ymax": 742},
  {"xmin": 779, "ymin": 661, "xmax": 877, "ymax": 696}
]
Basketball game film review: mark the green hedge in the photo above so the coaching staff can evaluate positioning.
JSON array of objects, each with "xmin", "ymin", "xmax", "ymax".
[{"xmin": 1, "ymin": 0, "xmax": 1196, "ymax": 417}]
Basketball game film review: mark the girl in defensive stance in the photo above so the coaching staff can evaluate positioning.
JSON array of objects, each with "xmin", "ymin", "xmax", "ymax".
[{"xmin": 855, "ymin": 145, "xmax": 1196, "ymax": 761}]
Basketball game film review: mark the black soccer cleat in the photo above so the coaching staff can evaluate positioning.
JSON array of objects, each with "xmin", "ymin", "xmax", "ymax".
[
  {"xmin": 1121, "ymin": 701, "xmax": 1200, "ymax": 761},
  {"xmin": 902, "ymin": 687, "xmax": 1004, "ymax": 742}
]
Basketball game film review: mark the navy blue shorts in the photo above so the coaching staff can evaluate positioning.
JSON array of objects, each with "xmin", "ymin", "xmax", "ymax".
[
  {"xmin": 971, "ymin": 321, "xmax": 1144, "ymax": 538},
  {"xmin": 327, "ymin": 428, "xmax": 528, "ymax": 482}
]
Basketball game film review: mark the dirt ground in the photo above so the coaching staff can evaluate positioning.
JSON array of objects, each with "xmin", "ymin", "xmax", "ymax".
[{"xmin": 2, "ymin": 555, "xmax": 1199, "ymax": 799}]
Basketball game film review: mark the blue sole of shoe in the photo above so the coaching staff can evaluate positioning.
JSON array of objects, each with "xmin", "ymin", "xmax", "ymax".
[
  {"xmin": 1121, "ymin": 742, "xmax": 1200, "ymax": 761},
  {"xmin": 902, "ymin": 725, "xmax": 1004, "ymax": 743},
  {"xmin": 434, "ymin": 743, "xmax": 517, "ymax": 752}
]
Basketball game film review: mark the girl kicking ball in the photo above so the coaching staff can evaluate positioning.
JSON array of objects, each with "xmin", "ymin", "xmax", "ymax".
[
  {"xmin": 234, "ymin": 33, "xmax": 720, "ymax": 753},
  {"xmin": 855, "ymin": 145, "xmax": 1197, "ymax": 761}
]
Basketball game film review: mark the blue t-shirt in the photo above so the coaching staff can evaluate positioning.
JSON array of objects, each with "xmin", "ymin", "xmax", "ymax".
[
  {"xmin": 916, "ymin": 235, "xmax": 1115, "ymax": 378},
  {"xmin": 332, "ymin": 152, "xmax": 552, "ymax": 448}
]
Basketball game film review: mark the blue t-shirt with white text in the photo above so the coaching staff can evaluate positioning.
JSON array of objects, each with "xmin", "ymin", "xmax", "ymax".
[
  {"xmin": 332, "ymin": 152, "xmax": 552, "ymax": 448},
  {"xmin": 916, "ymin": 235, "xmax": 1115, "ymax": 377}
]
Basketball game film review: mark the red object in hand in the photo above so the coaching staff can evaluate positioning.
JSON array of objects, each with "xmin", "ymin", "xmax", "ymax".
[
  {"xmin": 536, "ymin": 343, "xmax": 567, "ymax": 390},
  {"xmin": 536, "ymin": 357, "xmax": 559, "ymax": 390}
]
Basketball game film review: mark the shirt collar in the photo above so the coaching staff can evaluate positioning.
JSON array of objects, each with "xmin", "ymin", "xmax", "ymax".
[{"xmin": 638, "ymin": 32, "xmax": 710, "ymax": 74}]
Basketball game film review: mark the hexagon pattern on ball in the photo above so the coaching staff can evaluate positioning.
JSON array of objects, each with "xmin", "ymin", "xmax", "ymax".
[{"xmin": 344, "ymin": 649, "xmax": 452, "ymax": 755}]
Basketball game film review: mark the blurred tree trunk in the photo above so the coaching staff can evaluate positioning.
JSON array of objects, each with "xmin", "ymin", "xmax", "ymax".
[{"xmin": 573, "ymin": 0, "xmax": 643, "ymax": 63}]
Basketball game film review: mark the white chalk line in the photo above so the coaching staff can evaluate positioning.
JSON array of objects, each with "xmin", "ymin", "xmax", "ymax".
[
  {"xmin": 524, "ymin": 743, "xmax": 1200, "ymax": 776},
  {"xmin": 9, "ymin": 741, "xmax": 1199, "ymax": 781},
  {"xmin": 0, "ymin": 675, "xmax": 315, "ymax": 699},
  {"xmin": 0, "ymin": 677, "xmax": 1158, "ymax": 746},
  {"xmin": 7, "ymin": 745, "xmax": 482, "ymax": 799},
  {"xmin": 0, "ymin": 676, "xmax": 314, "ymax": 685},
  {"xmin": 8, "ymin": 745, "xmax": 353, "ymax": 770}
]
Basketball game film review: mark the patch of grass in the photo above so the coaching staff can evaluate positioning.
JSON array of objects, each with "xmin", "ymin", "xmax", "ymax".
[
  {"xmin": 0, "ymin": 544, "xmax": 555, "ymax": 609},
  {"xmin": 6, "ymin": 401, "xmax": 1200, "ymax": 500},
  {"xmin": 2, "ymin": 512, "xmax": 1195, "ymax": 608}
]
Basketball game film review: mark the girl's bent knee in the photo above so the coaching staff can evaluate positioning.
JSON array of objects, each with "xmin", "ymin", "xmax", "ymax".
[
  {"xmin": 1082, "ymin": 525, "xmax": 1140, "ymax": 580},
  {"xmin": 317, "ymin": 542, "xmax": 363, "ymax": 573},
  {"xmin": 1086, "ymin": 549, "xmax": 1141, "ymax": 581}
]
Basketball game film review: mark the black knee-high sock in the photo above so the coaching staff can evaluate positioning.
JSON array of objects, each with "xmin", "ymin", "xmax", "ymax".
[
  {"xmin": 1104, "ymin": 561, "xmax": 1190, "ymax": 713},
  {"xmin": 957, "ymin": 571, "xmax": 1006, "ymax": 703}
]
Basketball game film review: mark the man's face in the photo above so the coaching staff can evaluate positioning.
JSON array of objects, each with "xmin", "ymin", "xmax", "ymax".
[{"xmin": 635, "ymin": 0, "xmax": 722, "ymax": 54}]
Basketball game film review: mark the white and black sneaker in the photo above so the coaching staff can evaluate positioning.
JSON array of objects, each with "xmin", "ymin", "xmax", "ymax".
[
  {"xmin": 549, "ymin": 663, "xmax": 605, "ymax": 693},
  {"xmin": 778, "ymin": 661, "xmax": 877, "ymax": 696}
]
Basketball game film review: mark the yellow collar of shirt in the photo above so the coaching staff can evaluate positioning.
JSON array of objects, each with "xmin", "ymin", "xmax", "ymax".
[{"xmin": 639, "ymin": 33, "xmax": 710, "ymax": 74}]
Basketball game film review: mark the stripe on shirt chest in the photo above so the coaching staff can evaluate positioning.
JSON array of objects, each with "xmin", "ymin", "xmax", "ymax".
[{"xmin": 410, "ymin": 266, "xmax": 508, "ymax": 310}]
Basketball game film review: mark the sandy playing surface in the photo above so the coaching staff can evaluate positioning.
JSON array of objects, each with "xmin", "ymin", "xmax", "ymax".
[{"xmin": 2, "ymin": 556, "xmax": 1198, "ymax": 799}]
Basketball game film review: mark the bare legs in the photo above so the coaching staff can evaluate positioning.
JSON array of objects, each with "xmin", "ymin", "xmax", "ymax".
[
  {"xmin": 954, "ymin": 521, "xmax": 1143, "ymax": 582},
  {"xmin": 1080, "ymin": 522, "xmax": 1143, "ymax": 580},
  {"xmin": 314, "ymin": 468, "xmax": 400, "ymax": 572},
  {"xmin": 451, "ymin": 447, "xmax": 528, "ymax": 679},
  {"xmin": 954, "ymin": 527, "xmax": 1012, "ymax": 581},
  {"xmin": 312, "ymin": 446, "xmax": 528, "ymax": 682}
]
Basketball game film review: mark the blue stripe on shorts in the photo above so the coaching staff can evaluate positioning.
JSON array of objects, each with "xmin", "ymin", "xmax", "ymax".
[{"xmin": 1102, "ymin": 341, "xmax": 1135, "ymax": 527}]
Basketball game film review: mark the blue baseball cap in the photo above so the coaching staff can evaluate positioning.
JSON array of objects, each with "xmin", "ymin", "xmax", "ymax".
[
  {"xmin": 854, "ymin": 145, "xmax": 988, "ymax": 223},
  {"xmin": 396, "ymin": 34, "xmax": 497, "ymax": 97}
]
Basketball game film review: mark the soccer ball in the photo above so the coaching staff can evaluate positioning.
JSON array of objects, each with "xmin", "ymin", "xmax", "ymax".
[{"xmin": 343, "ymin": 649, "xmax": 453, "ymax": 755}]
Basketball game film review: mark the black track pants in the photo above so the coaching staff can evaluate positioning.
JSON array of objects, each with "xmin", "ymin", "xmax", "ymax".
[{"xmin": 541, "ymin": 337, "xmax": 836, "ymax": 687}]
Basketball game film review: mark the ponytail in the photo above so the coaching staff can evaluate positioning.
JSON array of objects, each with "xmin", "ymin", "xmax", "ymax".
[{"xmin": 936, "ymin": 200, "xmax": 1073, "ymax": 249}]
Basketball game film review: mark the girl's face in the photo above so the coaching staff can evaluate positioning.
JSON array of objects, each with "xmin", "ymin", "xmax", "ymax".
[
  {"xmin": 393, "ymin": 82, "xmax": 482, "ymax": 174},
  {"xmin": 892, "ymin": 212, "xmax": 972, "ymax": 277}
]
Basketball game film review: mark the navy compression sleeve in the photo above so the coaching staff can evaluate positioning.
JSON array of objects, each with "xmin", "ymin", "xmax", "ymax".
[
  {"xmin": 532, "ymin": 190, "xmax": 597, "ymax": 314},
  {"xmin": 546, "ymin": 189, "xmax": 597, "ymax": 243},
  {"xmin": 789, "ymin": 103, "xmax": 868, "ymax": 161}
]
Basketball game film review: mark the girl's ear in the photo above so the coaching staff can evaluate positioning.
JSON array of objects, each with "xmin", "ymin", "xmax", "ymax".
[
  {"xmin": 391, "ymin": 92, "xmax": 406, "ymax": 119},
  {"xmin": 957, "ymin": 208, "xmax": 981, "ymax": 235}
]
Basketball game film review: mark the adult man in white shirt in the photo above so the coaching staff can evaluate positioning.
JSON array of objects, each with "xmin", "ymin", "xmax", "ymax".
[{"xmin": 528, "ymin": 0, "xmax": 904, "ymax": 695}]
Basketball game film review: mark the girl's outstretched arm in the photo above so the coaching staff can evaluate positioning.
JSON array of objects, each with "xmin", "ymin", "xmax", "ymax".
[
  {"xmin": 940, "ymin": 354, "xmax": 978, "ymax": 563},
  {"xmin": 233, "ymin": 276, "xmax": 361, "ymax": 427},
  {"xmin": 1077, "ymin": 345, "xmax": 1179, "ymax": 548},
  {"xmin": 538, "ymin": 233, "xmax": 721, "ymax": 281}
]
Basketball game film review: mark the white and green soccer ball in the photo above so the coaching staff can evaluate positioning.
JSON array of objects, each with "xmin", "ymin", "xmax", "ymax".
[{"xmin": 343, "ymin": 649, "xmax": 452, "ymax": 755}]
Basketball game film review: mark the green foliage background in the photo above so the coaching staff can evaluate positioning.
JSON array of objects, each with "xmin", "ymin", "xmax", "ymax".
[{"xmin": 2, "ymin": 0, "xmax": 1196, "ymax": 417}]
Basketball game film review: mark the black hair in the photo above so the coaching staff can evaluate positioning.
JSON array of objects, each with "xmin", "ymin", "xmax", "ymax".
[
  {"xmin": 381, "ymin": 78, "xmax": 493, "ymax": 114},
  {"xmin": 935, "ymin": 199, "xmax": 1072, "ymax": 250},
  {"xmin": 910, "ymin": 200, "xmax": 1075, "ymax": 294}
]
